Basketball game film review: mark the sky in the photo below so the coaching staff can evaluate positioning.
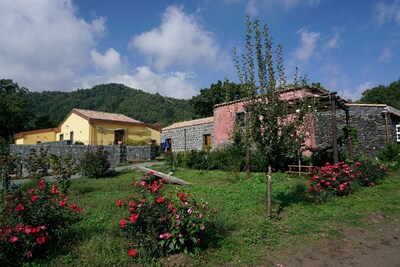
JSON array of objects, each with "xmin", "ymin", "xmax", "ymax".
[{"xmin": 0, "ymin": 0, "xmax": 399, "ymax": 100}]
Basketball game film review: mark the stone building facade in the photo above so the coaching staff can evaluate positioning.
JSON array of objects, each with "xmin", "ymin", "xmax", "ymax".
[
  {"xmin": 160, "ymin": 117, "xmax": 214, "ymax": 152},
  {"xmin": 314, "ymin": 104, "xmax": 400, "ymax": 157}
]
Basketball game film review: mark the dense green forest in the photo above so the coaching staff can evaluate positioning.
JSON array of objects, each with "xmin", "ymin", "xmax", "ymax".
[
  {"xmin": 25, "ymin": 83, "xmax": 194, "ymax": 129},
  {"xmin": 357, "ymin": 79, "xmax": 400, "ymax": 109}
]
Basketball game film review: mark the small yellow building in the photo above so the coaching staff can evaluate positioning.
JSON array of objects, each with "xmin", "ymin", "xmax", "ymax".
[{"xmin": 14, "ymin": 108, "xmax": 160, "ymax": 145}]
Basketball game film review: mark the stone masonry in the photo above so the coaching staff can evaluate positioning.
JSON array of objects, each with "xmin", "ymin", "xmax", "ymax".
[
  {"xmin": 10, "ymin": 143, "xmax": 158, "ymax": 166},
  {"xmin": 161, "ymin": 122, "xmax": 214, "ymax": 152},
  {"xmin": 314, "ymin": 105, "xmax": 400, "ymax": 157}
]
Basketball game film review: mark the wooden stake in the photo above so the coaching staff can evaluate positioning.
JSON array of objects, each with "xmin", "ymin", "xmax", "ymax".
[{"xmin": 267, "ymin": 165, "xmax": 272, "ymax": 219}]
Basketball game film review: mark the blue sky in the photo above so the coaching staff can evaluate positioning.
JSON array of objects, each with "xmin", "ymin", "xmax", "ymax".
[{"xmin": 0, "ymin": 0, "xmax": 399, "ymax": 100}]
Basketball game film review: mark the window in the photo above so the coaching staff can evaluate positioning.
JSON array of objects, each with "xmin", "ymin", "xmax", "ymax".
[
  {"xmin": 235, "ymin": 111, "xmax": 246, "ymax": 126},
  {"xmin": 59, "ymin": 134, "xmax": 64, "ymax": 141},
  {"xmin": 396, "ymin": 125, "xmax": 400, "ymax": 142},
  {"xmin": 203, "ymin": 134, "xmax": 211, "ymax": 150}
]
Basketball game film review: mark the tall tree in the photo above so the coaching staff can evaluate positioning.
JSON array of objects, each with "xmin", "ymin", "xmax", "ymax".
[
  {"xmin": 234, "ymin": 17, "xmax": 314, "ymax": 218},
  {"xmin": 358, "ymin": 79, "xmax": 400, "ymax": 109},
  {"xmin": 0, "ymin": 79, "xmax": 30, "ymax": 147},
  {"xmin": 190, "ymin": 80, "xmax": 244, "ymax": 118}
]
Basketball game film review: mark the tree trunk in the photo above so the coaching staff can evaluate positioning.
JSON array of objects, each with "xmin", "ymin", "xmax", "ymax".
[{"xmin": 267, "ymin": 164, "xmax": 272, "ymax": 219}]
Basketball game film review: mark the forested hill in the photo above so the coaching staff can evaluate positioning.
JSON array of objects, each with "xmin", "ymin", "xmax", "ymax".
[{"xmin": 25, "ymin": 83, "xmax": 195, "ymax": 129}]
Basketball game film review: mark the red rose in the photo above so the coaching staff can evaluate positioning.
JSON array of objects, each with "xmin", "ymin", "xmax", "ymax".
[
  {"xmin": 116, "ymin": 200, "xmax": 124, "ymax": 207},
  {"xmin": 31, "ymin": 196, "xmax": 38, "ymax": 202},
  {"xmin": 10, "ymin": 236, "xmax": 18, "ymax": 243},
  {"xmin": 128, "ymin": 249, "xmax": 137, "ymax": 257},
  {"xmin": 129, "ymin": 214, "xmax": 138, "ymax": 223},
  {"xmin": 119, "ymin": 219, "xmax": 127, "ymax": 228},
  {"xmin": 37, "ymin": 236, "xmax": 46, "ymax": 245},
  {"xmin": 156, "ymin": 197, "xmax": 165, "ymax": 203},
  {"xmin": 16, "ymin": 204, "xmax": 25, "ymax": 212}
]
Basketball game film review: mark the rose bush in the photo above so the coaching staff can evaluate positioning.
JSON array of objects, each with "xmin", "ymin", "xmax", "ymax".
[
  {"xmin": 308, "ymin": 161, "xmax": 388, "ymax": 201},
  {"xmin": 0, "ymin": 179, "xmax": 82, "ymax": 263},
  {"xmin": 117, "ymin": 172, "xmax": 215, "ymax": 261}
]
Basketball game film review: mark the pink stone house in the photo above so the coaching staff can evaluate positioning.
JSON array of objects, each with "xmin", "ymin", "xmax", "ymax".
[{"xmin": 213, "ymin": 86, "xmax": 327, "ymax": 151}]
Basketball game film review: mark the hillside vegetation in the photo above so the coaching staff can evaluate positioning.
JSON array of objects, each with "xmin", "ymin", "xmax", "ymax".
[{"xmin": 25, "ymin": 83, "xmax": 195, "ymax": 129}]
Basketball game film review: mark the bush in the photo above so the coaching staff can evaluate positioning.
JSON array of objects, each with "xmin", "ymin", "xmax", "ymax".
[
  {"xmin": 377, "ymin": 142, "xmax": 400, "ymax": 164},
  {"xmin": 0, "ymin": 179, "xmax": 82, "ymax": 263},
  {"xmin": 308, "ymin": 160, "xmax": 388, "ymax": 202},
  {"xmin": 167, "ymin": 144, "xmax": 303, "ymax": 173},
  {"xmin": 117, "ymin": 172, "xmax": 216, "ymax": 261},
  {"xmin": 80, "ymin": 147, "xmax": 112, "ymax": 178}
]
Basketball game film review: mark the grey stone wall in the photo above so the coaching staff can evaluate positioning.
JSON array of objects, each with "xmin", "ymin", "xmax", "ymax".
[
  {"xmin": 10, "ymin": 143, "xmax": 157, "ymax": 165},
  {"xmin": 314, "ymin": 106, "xmax": 399, "ymax": 157},
  {"xmin": 160, "ymin": 123, "xmax": 214, "ymax": 152}
]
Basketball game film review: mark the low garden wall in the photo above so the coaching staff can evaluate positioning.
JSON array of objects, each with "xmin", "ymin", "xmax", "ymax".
[{"xmin": 10, "ymin": 143, "xmax": 158, "ymax": 165}]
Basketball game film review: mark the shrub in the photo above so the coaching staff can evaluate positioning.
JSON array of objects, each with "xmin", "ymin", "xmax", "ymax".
[
  {"xmin": 308, "ymin": 161, "xmax": 388, "ymax": 202},
  {"xmin": 377, "ymin": 142, "xmax": 400, "ymax": 165},
  {"xmin": 49, "ymin": 154, "xmax": 75, "ymax": 195},
  {"xmin": 26, "ymin": 148, "xmax": 50, "ymax": 180},
  {"xmin": 80, "ymin": 147, "xmax": 112, "ymax": 178},
  {"xmin": 0, "ymin": 179, "xmax": 82, "ymax": 263},
  {"xmin": 1, "ymin": 154, "xmax": 20, "ymax": 200},
  {"xmin": 117, "ymin": 172, "xmax": 216, "ymax": 261}
]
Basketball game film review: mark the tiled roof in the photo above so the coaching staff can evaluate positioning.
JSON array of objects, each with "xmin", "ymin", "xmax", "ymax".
[
  {"xmin": 162, "ymin": 117, "xmax": 214, "ymax": 130},
  {"xmin": 73, "ymin": 108, "xmax": 142, "ymax": 124}
]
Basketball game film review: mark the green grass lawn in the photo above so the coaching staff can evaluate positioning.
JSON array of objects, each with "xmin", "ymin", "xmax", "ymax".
[{"xmin": 25, "ymin": 166, "xmax": 400, "ymax": 266}]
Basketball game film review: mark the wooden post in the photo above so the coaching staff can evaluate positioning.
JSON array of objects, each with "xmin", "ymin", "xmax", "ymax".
[
  {"xmin": 267, "ymin": 165, "xmax": 272, "ymax": 219},
  {"xmin": 184, "ymin": 129, "xmax": 187, "ymax": 151},
  {"xmin": 331, "ymin": 93, "xmax": 339, "ymax": 163},
  {"xmin": 345, "ymin": 108, "xmax": 353, "ymax": 160},
  {"xmin": 383, "ymin": 110, "xmax": 390, "ymax": 144}
]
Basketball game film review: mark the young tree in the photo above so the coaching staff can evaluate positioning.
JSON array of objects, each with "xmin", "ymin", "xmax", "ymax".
[{"xmin": 234, "ymin": 17, "xmax": 314, "ymax": 218}]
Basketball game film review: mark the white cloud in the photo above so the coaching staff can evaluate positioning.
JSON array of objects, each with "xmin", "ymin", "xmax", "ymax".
[
  {"xmin": 246, "ymin": 0, "xmax": 321, "ymax": 11},
  {"xmin": 293, "ymin": 28, "xmax": 320, "ymax": 61},
  {"xmin": 339, "ymin": 81, "xmax": 375, "ymax": 101},
  {"xmin": 81, "ymin": 66, "xmax": 197, "ymax": 99},
  {"xmin": 374, "ymin": 0, "xmax": 400, "ymax": 26},
  {"xmin": 0, "ymin": 0, "xmax": 106, "ymax": 91},
  {"xmin": 129, "ymin": 5, "xmax": 224, "ymax": 71},
  {"xmin": 324, "ymin": 30, "xmax": 340, "ymax": 50},
  {"xmin": 379, "ymin": 47, "xmax": 393, "ymax": 63},
  {"xmin": 246, "ymin": 0, "xmax": 258, "ymax": 16},
  {"xmin": 90, "ymin": 48, "xmax": 127, "ymax": 74}
]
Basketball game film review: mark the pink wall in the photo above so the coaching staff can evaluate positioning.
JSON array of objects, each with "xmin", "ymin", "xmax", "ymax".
[
  {"xmin": 213, "ymin": 88, "xmax": 317, "ymax": 151},
  {"xmin": 213, "ymin": 101, "xmax": 245, "ymax": 145}
]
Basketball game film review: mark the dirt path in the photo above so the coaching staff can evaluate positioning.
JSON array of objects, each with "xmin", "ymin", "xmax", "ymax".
[{"xmin": 267, "ymin": 215, "xmax": 400, "ymax": 267}]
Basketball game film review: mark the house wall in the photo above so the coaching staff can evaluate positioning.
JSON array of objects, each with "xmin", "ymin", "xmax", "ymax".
[
  {"xmin": 213, "ymin": 101, "xmax": 245, "ymax": 146},
  {"xmin": 160, "ymin": 122, "xmax": 214, "ymax": 152},
  {"xmin": 213, "ymin": 100, "xmax": 316, "ymax": 151},
  {"xmin": 149, "ymin": 128, "xmax": 161, "ymax": 145},
  {"xmin": 92, "ymin": 123, "xmax": 160, "ymax": 145},
  {"xmin": 14, "ymin": 130, "xmax": 56, "ymax": 145},
  {"xmin": 314, "ymin": 105, "xmax": 400, "ymax": 157},
  {"xmin": 58, "ymin": 113, "xmax": 90, "ymax": 144}
]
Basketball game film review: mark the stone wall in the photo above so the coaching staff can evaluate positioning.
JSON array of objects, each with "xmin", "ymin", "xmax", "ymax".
[
  {"xmin": 314, "ymin": 105, "xmax": 400, "ymax": 157},
  {"xmin": 10, "ymin": 143, "xmax": 157, "ymax": 165},
  {"xmin": 160, "ymin": 122, "xmax": 214, "ymax": 152}
]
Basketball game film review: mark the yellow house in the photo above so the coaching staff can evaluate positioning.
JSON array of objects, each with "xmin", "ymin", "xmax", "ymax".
[{"xmin": 14, "ymin": 108, "xmax": 160, "ymax": 145}]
